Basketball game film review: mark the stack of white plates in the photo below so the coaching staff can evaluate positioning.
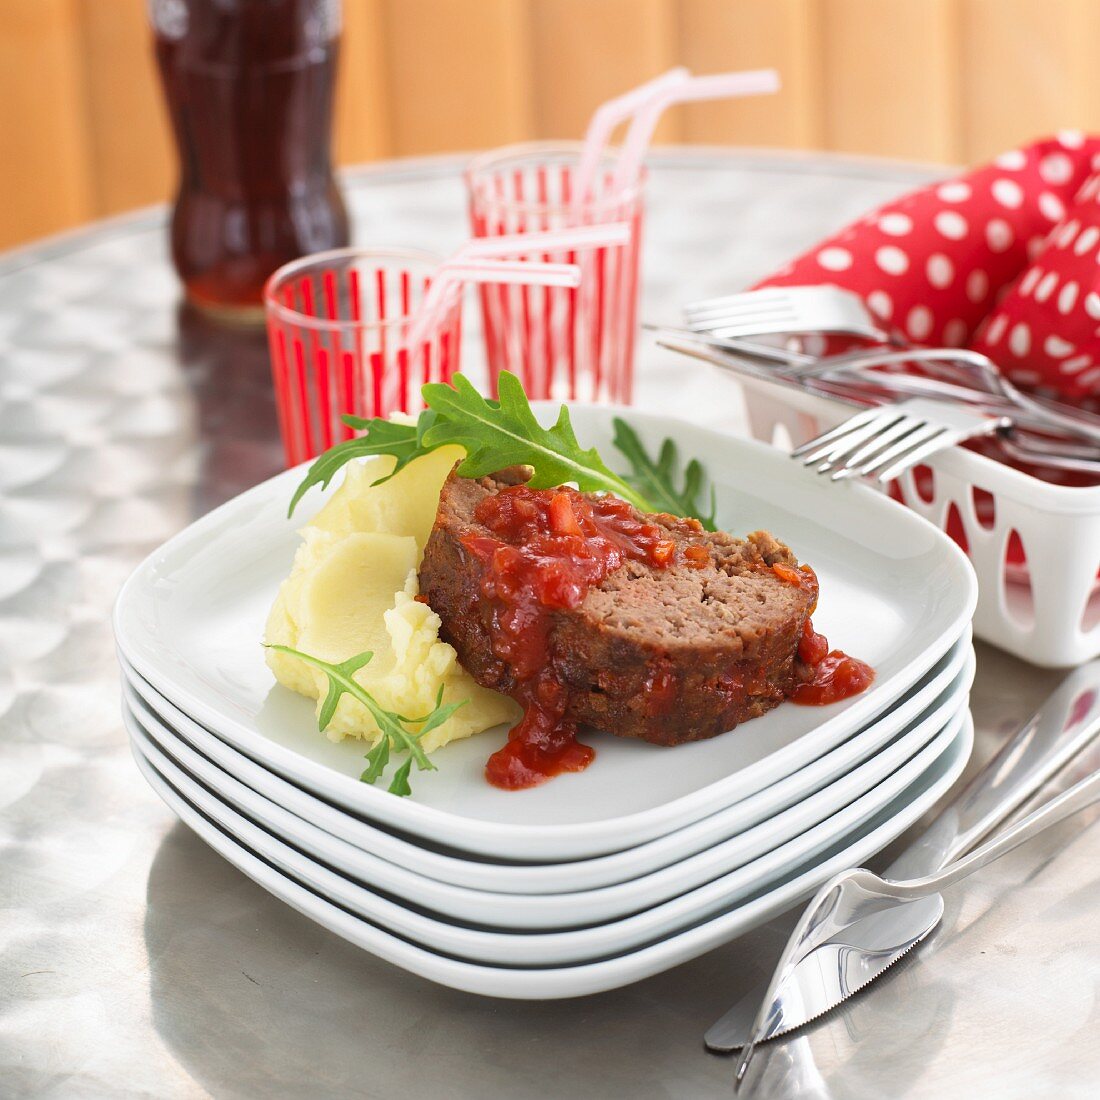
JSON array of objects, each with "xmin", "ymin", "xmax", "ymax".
[{"xmin": 114, "ymin": 406, "xmax": 978, "ymax": 999}]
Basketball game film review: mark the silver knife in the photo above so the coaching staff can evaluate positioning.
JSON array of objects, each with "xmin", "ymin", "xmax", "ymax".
[{"xmin": 704, "ymin": 657, "xmax": 1100, "ymax": 1053}]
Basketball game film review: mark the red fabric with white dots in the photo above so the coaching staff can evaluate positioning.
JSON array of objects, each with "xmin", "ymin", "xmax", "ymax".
[{"xmin": 755, "ymin": 132, "xmax": 1100, "ymax": 401}]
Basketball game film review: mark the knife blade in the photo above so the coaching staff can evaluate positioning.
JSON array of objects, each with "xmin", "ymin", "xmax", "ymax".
[{"xmin": 705, "ymin": 657, "xmax": 1100, "ymax": 1053}]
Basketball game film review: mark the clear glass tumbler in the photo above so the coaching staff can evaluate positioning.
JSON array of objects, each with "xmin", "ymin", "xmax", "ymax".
[
  {"xmin": 465, "ymin": 142, "xmax": 645, "ymax": 404},
  {"xmin": 264, "ymin": 247, "xmax": 462, "ymax": 466}
]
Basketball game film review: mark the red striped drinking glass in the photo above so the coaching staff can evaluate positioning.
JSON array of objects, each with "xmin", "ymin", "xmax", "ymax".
[
  {"xmin": 264, "ymin": 247, "xmax": 463, "ymax": 467},
  {"xmin": 465, "ymin": 142, "xmax": 645, "ymax": 405}
]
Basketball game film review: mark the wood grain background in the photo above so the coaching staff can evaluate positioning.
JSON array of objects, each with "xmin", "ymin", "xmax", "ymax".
[{"xmin": 4, "ymin": 0, "xmax": 1100, "ymax": 250}]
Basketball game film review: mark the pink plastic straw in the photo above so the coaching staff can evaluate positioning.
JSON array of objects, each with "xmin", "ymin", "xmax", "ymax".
[
  {"xmin": 573, "ymin": 67, "xmax": 690, "ymax": 209},
  {"xmin": 613, "ymin": 68, "xmax": 780, "ymax": 190},
  {"xmin": 462, "ymin": 222, "xmax": 632, "ymax": 260},
  {"xmin": 405, "ymin": 257, "xmax": 581, "ymax": 359},
  {"xmin": 406, "ymin": 224, "xmax": 631, "ymax": 354},
  {"xmin": 445, "ymin": 259, "xmax": 581, "ymax": 287}
]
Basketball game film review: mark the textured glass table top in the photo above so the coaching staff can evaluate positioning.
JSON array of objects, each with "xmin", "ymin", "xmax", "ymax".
[{"xmin": 1, "ymin": 151, "xmax": 1094, "ymax": 1099}]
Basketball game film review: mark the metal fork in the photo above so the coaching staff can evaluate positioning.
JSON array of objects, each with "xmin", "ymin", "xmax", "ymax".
[
  {"xmin": 648, "ymin": 325, "xmax": 1100, "ymax": 474},
  {"xmin": 794, "ymin": 398, "xmax": 1011, "ymax": 481},
  {"xmin": 683, "ymin": 286, "xmax": 890, "ymax": 343},
  {"xmin": 654, "ymin": 335, "xmax": 1042, "ymax": 481},
  {"xmin": 651, "ymin": 319, "xmax": 1100, "ymax": 447},
  {"xmin": 684, "ymin": 282, "xmax": 1100, "ymax": 445},
  {"xmin": 794, "ymin": 346, "xmax": 1100, "ymax": 447}
]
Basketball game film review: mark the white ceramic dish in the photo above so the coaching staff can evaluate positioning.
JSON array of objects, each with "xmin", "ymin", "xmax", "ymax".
[
  {"xmin": 129, "ymin": 703, "xmax": 965, "ymax": 964},
  {"xmin": 113, "ymin": 404, "xmax": 977, "ymax": 860},
  {"xmin": 128, "ymin": 695, "xmax": 967, "ymax": 953},
  {"xmin": 128, "ymin": 713, "xmax": 973, "ymax": 997},
  {"xmin": 124, "ymin": 654, "xmax": 973, "ymax": 931},
  {"xmin": 120, "ymin": 633, "xmax": 971, "ymax": 897}
]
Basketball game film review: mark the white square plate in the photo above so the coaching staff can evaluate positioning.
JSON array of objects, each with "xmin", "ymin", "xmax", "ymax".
[
  {"xmin": 121, "ymin": 639, "xmax": 973, "ymax": 919},
  {"xmin": 114, "ymin": 405, "xmax": 977, "ymax": 860},
  {"xmin": 126, "ymin": 667, "xmax": 971, "ymax": 939},
  {"xmin": 126, "ymin": 714, "xmax": 974, "ymax": 997}
]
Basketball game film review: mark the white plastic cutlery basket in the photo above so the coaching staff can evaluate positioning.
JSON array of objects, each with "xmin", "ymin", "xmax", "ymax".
[{"xmin": 734, "ymin": 374, "xmax": 1100, "ymax": 667}]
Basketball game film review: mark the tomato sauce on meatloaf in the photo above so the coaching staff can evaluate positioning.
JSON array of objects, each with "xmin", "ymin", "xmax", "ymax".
[{"xmin": 418, "ymin": 468, "xmax": 871, "ymax": 789}]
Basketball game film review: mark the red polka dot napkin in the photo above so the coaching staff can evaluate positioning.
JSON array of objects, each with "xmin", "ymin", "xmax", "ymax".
[{"xmin": 755, "ymin": 133, "xmax": 1100, "ymax": 402}]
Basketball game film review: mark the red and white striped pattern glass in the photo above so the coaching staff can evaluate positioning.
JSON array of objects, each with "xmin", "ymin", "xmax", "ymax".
[
  {"xmin": 264, "ymin": 247, "xmax": 462, "ymax": 467},
  {"xmin": 466, "ymin": 142, "xmax": 645, "ymax": 405}
]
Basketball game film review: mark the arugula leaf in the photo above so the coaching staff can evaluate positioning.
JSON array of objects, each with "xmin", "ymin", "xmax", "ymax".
[
  {"xmin": 388, "ymin": 758, "xmax": 413, "ymax": 797},
  {"xmin": 313, "ymin": 649, "xmax": 375, "ymax": 729},
  {"xmin": 420, "ymin": 372, "xmax": 652, "ymax": 511},
  {"xmin": 361, "ymin": 737, "xmax": 389, "ymax": 783},
  {"xmin": 286, "ymin": 372, "xmax": 720, "ymax": 533},
  {"xmin": 265, "ymin": 644, "xmax": 466, "ymax": 796},
  {"xmin": 611, "ymin": 418, "xmax": 717, "ymax": 531},
  {"xmin": 287, "ymin": 413, "xmax": 442, "ymax": 518},
  {"xmin": 408, "ymin": 685, "xmax": 467, "ymax": 740}
]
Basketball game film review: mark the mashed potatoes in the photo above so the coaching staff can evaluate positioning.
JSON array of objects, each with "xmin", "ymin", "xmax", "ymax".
[{"xmin": 264, "ymin": 445, "xmax": 519, "ymax": 752}]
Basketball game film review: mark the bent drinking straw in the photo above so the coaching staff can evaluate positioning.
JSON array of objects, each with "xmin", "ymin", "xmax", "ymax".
[
  {"xmin": 461, "ymin": 222, "xmax": 633, "ymax": 260},
  {"xmin": 613, "ymin": 68, "xmax": 781, "ymax": 190},
  {"xmin": 404, "ymin": 224, "xmax": 632, "ymax": 356},
  {"xmin": 572, "ymin": 67, "xmax": 690, "ymax": 209},
  {"xmin": 403, "ymin": 257, "xmax": 581, "ymax": 367}
]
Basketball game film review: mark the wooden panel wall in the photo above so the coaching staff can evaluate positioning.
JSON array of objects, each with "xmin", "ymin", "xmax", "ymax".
[
  {"xmin": 1, "ymin": 1, "xmax": 95, "ymax": 248},
  {"xmin": 821, "ymin": 0, "xmax": 962, "ymax": 162},
  {"xmin": 334, "ymin": 0, "xmax": 390, "ymax": 164},
  {"xmin": 959, "ymin": 0, "xmax": 1100, "ymax": 164},
  {"xmin": 383, "ymin": 0, "xmax": 534, "ymax": 153},
  {"xmin": 78, "ymin": 0, "xmax": 175, "ymax": 215},
  {"xmin": 6, "ymin": 0, "xmax": 1100, "ymax": 250},
  {"xmin": 531, "ymin": 0, "xmax": 679, "ymax": 142},
  {"xmin": 678, "ymin": 0, "xmax": 823, "ymax": 149}
]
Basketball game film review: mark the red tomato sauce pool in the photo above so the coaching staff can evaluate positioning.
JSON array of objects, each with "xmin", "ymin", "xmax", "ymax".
[{"xmin": 772, "ymin": 562, "xmax": 875, "ymax": 705}]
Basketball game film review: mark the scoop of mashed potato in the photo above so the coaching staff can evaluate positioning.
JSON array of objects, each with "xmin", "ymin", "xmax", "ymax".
[{"xmin": 265, "ymin": 445, "xmax": 519, "ymax": 752}]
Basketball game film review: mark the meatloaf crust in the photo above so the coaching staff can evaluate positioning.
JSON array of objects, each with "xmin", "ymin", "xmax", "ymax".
[{"xmin": 418, "ymin": 470, "xmax": 816, "ymax": 746}]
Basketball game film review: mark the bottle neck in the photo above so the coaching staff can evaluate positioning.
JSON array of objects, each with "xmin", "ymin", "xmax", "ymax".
[{"xmin": 149, "ymin": 0, "xmax": 342, "ymax": 68}]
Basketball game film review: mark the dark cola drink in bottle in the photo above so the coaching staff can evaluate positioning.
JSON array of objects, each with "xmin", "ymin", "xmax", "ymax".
[{"xmin": 150, "ymin": 0, "xmax": 350, "ymax": 321}]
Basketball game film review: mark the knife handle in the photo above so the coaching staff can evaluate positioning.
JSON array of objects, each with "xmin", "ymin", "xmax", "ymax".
[{"xmin": 886, "ymin": 658, "xmax": 1100, "ymax": 880}]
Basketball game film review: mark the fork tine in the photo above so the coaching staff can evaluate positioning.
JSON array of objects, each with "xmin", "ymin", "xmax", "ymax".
[
  {"xmin": 686, "ymin": 300, "xmax": 799, "ymax": 321},
  {"xmin": 693, "ymin": 314, "xmax": 800, "ymax": 332},
  {"xmin": 803, "ymin": 411, "xmax": 910, "ymax": 473},
  {"xmin": 686, "ymin": 292, "xmax": 792, "ymax": 309},
  {"xmin": 790, "ymin": 406, "xmax": 882, "ymax": 456},
  {"xmin": 799, "ymin": 416, "xmax": 895, "ymax": 467},
  {"xmin": 685, "ymin": 285, "xmax": 891, "ymax": 346},
  {"xmin": 686, "ymin": 286, "xmax": 842, "ymax": 312},
  {"xmin": 794, "ymin": 399, "xmax": 1001, "ymax": 483},
  {"xmin": 874, "ymin": 429, "xmax": 955, "ymax": 482},
  {"xmin": 800, "ymin": 430, "xmax": 884, "ymax": 469},
  {"xmin": 829, "ymin": 415, "xmax": 927, "ymax": 479},
  {"xmin": 685, "ymin": 290, "xmax": 794, "ymax": 312},
  {"xmin": 687, "ymin": 303, "xmax": 797, "ymax": 323},
  {"xmin": 705, "ymin": 321, "xmax": 799, "ymax": 338},
  {"xmin": 855, "ymin": 421, "xmax": 943, "ymax": 477}
]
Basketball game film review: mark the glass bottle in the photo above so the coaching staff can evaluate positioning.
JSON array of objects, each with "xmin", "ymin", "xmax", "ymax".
[{"xmin": 150, "ymin": 0, "xmax": 350, "ymax": 322}]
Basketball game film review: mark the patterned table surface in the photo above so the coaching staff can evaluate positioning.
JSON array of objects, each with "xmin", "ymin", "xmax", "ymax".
[{"xmin": 1, "ymin": 151, "xmax": 1095, "ymax": 1100}]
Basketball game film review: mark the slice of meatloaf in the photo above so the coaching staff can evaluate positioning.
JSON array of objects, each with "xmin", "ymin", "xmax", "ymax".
[{"xmin": 418, "ymin": 469, "xmax": 816, "ymax": 746}]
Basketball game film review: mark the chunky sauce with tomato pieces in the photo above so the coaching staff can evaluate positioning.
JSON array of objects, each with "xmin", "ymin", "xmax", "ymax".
[
  {"xmin": 460, "ymin": 485, "xmax": 872, "ymax": 790},
  {"xmin": 462, "ymin": 485, "xmax": 697, "ymax": 789},
  {"xmin": 771, "ymin": 562, "xmax": 875, "ymax": 705}
]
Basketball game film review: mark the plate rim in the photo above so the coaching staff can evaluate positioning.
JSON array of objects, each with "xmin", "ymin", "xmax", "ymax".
[
  {"xmin": 119, "ymin": 632, "xmax": 972, "ymax": 896},
  {"xmin": 126, "ymin": 701, "xmax": 967, "ymax": 964},
  {"xmin": 123, "ymin": 651, "xmax": 974, "ymax": 931},
  {"xmin": 127, "ymin": 712, "xmax": 975, "ymax": 998}
]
